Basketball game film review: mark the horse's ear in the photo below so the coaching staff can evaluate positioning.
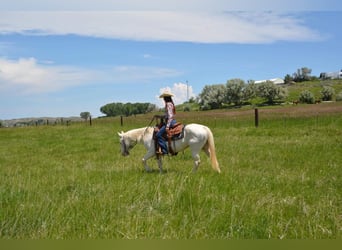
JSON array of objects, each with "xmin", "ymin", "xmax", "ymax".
[{"xmin": 117, "ymin": 132, "xmax": 123, "ymax": 137}]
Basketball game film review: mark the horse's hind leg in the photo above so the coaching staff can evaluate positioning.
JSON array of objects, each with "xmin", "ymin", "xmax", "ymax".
[
  {"xmin": 202, "ymin": 142, "xmax": 210, "ymax": 158},
  {"xmin": 191, "ymin": 151, "xmax": 201, "ymax": 172},
  {"xmin": 190, "ymin": 142, "xmax": 204, "ymax": 172}
]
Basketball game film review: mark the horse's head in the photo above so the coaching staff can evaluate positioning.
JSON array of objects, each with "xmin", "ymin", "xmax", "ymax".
[
  {"xmin": 118, "ymin": 131, "xmax": 129, "ymax": 156},
  {"xmin": 118, "ymin": 131, "xmax": 137, "ymax": 156}
]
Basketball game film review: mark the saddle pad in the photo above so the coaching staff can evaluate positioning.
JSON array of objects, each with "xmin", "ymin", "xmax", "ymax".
[{"xmin": 170, "ymin": 123, "xmax": 185, "ymax": 140}]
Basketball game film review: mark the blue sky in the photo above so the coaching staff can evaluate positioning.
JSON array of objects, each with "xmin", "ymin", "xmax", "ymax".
[{"xmin": 0, "ymin": 0, "xmax": 341, "ymax": 119}]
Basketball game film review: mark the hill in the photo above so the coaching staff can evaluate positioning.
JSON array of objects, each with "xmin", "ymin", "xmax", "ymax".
[
  {"xmin": 177, "ymin": 79, "xmax": 342, "ymax": 111},
  {"xmin": 285, "ymin": 79, "xmax": 342, "ymax": 102},
  {"xmin": 0, "ymin": 117, "xmax": 83, "ymax": 128}
]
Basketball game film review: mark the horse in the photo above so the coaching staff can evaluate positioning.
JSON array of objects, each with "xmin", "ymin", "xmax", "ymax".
[{"xmin": 118, "ymin": 123, "xmax": 221, "ymax": 173}]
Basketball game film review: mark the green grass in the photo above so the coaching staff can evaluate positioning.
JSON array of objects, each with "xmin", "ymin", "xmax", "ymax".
[
  {"xmin": 0, "ymin": 103, "xmax": 341, "ymax": 239},
  {"xmin": 286, "ymin": 79, "xmax": 342, "ymax": 102}
]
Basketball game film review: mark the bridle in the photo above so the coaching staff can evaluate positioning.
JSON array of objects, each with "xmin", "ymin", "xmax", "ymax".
[{"xmin": 120, "ymin": 136, "xmax": 137, "ymax": 156}]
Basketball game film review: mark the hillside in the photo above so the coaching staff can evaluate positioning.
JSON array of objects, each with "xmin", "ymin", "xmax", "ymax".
[
  {"xmin": 0, "ymin": 117, "xmax": 83, "ymax": 128},
  {"xmin": 178, "ymin": 79, "xmax": 342, "ymax": 111},
  {"xmin": 285, "ymin": 79, "xmax": 342, "ymax": 102}
]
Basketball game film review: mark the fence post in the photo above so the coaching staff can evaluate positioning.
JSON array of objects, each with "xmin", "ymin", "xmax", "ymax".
[
  {"xmin": 120, "ymin": 116, "xmax": 123, "ymax": 126},
  {"xmin": 255, "ymin": 108, "xmax": 259, "ymax": 128},
  {"xmin": 89, "ymin": 116, "xmax": 92, "ymax": 126}
]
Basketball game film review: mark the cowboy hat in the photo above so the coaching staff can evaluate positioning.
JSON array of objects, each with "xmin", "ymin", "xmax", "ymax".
[{"xmin": 159, "ymin": 90, "xmax": 174, "ymax": 98}]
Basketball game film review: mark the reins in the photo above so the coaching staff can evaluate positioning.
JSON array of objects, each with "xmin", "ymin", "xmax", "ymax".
[{"xmin": 143, "ymin": 115, "xmax": 157, "ymax": 135}]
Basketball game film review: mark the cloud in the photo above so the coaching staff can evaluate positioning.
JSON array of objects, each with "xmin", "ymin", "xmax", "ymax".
[
  {"xmin": 0, "ymin": 57, "xmax": 94, "ymax": 94},
  {"xmin": 157, "ymin": 82, "xmax": 196, "ymax": 106},
  {"xmin": 110, "ymin": 65, "xmax": 182, "ymax": 83},
  {"xmin": 143, "ymin": 54, "xmax": 152, "ymax": 59},
  {"xmin": 0, "ymin": 41, "xmax": 14, "ymax": 54},
  {"xmin": 0, "ymin": 11, "xmax": 322, "ymax": 44},
  {"xmin": 0, "ymin": 57, "xmax": 182, "ymax": 96},
  {"xmin": 2, "ymin": 0, "xmax": 341, "ymax": 11}
]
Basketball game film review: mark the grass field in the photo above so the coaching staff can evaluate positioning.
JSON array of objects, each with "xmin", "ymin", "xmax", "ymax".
[{"xmin": 0, "ymin": 103, "xmax": 341, "ymax": 239}]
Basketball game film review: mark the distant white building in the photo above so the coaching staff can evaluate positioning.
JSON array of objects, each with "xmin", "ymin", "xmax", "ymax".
[
  {"xmin": 320, "ymin": 70, "xmax": 342, "ymax": 79},
  {"xmin": 254, "ymin": 78, "xmax": 285, "ymax": 85}
]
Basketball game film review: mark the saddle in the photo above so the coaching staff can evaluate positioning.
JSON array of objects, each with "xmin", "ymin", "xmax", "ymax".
[
  {"xmin": 153, "ymin": 122, "xmax": 185, "ymax": 156},
  {"xmin": 166, "ymin": 122, "xmax": 185, "ymax": 140}
]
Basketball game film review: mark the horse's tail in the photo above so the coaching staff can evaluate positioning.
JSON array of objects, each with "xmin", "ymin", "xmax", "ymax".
[{"xmin": 205, "ymin": 126, "xmax": 221, "ymax": 173}]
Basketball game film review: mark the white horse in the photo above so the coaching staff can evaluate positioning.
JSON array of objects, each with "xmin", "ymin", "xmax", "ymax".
[{"xmin": 118, "ymin": 123, "xmax": 221, "ymax": 173}]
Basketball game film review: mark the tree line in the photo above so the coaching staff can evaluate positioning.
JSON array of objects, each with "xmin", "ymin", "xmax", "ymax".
[
  {"xmin": 100, "ymin": 102, "xmax": 157, "ymax": 117},
  {"xmin": 198, "ymin": 79, "xmax": 288, "ymax": 110},
  {"xmin": 94, "ymin": 67, "xmax": 338, "ymax": 117}
]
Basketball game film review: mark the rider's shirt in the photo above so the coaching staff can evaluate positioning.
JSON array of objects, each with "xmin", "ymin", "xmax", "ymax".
[{"xmin": 165, "ymin": 102, "xmax": 175, "ymax": 128}]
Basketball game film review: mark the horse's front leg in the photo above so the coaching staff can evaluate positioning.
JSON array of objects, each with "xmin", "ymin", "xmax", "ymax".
[
  {"xmin": 142, "ymin": 148, "xmax": 155, "ymax": 172},
  {"xmin": 157, "ymin": 157, "xmax": 163, "ymax": 173}
]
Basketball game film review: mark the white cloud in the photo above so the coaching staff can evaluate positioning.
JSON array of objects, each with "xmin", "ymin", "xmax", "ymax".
[
  {"xmin": 157, "ymin": 82, "xmax": 196, "ymax": 106},
  {"xmin": 0, "ymin": 11, "xmax": 322, "ymax": 43},
  {"xmin": 0, "ymin": 57, "xmax": 182, "ymax": 96},
  {"xmin": 1, "ymin": 0, "xmax": 341, "ymax": 11},
  {"xmin": 0, "ymin": 42, "xmax": 14, "ymax": 54},
  {"xmin": 0, "ymin": 57, "xmax": 94, "ymax": 94},
  {"xmin": 143, "ymin": 54, "xmax": 152, "ymax": 59},
  {"xmin": 109, "ymin": 65, "xmax": 182, "ymax": 83}
]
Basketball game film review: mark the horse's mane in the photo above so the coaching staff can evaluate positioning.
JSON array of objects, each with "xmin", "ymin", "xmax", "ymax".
[{"xmin": 125, "ymin": 127, "xmax": 154, "ymax": 141}]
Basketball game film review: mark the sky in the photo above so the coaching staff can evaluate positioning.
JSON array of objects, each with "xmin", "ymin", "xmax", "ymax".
[{"xmin": 0, "ymin": 0, "xmax": 341, "ymax": 119}]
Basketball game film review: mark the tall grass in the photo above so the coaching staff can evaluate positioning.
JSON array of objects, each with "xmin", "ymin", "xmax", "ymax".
[{"xmin": 0, "ymin": 103, "xmax": 341, "ymax": 239}]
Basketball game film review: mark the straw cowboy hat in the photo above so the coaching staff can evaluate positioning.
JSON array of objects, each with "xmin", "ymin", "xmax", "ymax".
[{"xmin": 159, "ymin": 90, "xmax": 174, "ymax": 98}]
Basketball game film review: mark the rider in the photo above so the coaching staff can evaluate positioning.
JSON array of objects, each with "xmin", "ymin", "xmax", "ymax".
[{"xmin": 156, "ymin": 90, "xmax": 177, "ymax": 155}]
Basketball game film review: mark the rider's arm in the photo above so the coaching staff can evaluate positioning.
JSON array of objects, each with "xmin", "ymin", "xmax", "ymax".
[{"xmin": 166, "ymin": 103, "xmax": 174, "ymax": 128}]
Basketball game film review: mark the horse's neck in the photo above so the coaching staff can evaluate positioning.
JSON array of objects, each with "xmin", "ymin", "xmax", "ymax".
[{"xmin": 128, "ymin": 127, "xmax": 152, "ymax": 143}]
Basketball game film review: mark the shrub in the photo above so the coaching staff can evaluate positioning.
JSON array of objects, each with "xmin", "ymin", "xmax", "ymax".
[
  {"xmin": 336, "ymin": 91, "xmax": 342, "ymax": 102},
  {"xmin": 257, "ymin": 81, "xmax": 288, "ymax": 104},
  {"xmin": 299, "ymin": 90, "xmax": 315, "ymax": 104},
  {"xmin": 320, "ymin": 86, "xmax": 335, "ymax": 101},
  {"xmin": 183, "ymin": 106, "xmax": 191, "ymax": 112}
]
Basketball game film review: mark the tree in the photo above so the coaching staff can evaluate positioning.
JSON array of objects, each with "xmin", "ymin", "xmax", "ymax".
[
  {"xmin": 299, "ymin": 90, "xmax": 315, "ymax": 104},
  {"xmin": 80, "ymin": 112, "xmax": 91, "ymax": 121},
  {"xmin": 198, "ymin": 84, "xmax": 226, "ymax": 110},
  {"xmin": 284, "ymin": 74, "xmax": 293, "ymax": 84},
  {"xmin": 336, "ymin": 91, "xmax": 342, "ymax": 102},
  {"xmin": 242, "ymin": 81, "xmax": 257, "ymax": 103},
  {"xmin": 293, "ymin": 67, "xmax": 312, "ymax": 82},
  {"xmin": 100, "ymin": 102, "xmax": 156, "ymax": 117},
  {"xmin": 225, "ymin": 78, "xmax": 245, "ymax": 105},
  {"xmin": 257, "ymin": 81, "xmax": 288, "ymax": 104},
  {"xmin": 320, "ymin": 86, "xmax": 335, "ymax": 101}
]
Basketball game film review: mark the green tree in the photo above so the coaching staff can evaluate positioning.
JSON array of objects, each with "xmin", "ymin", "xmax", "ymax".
[
  {"xmin": 284, "ymin": 74, "xmax": 293, "ymax": 84},
  {"xmin": 242, "ymin": 81, "xmax": 257, "ymax": 103},
  {"xmin": 299, "ymin": 90, "xmax": 315, "ymax": 104},
  {"xmin": 198, "ymin": 84, "xmax": 226, "ymax": 110},
  {"xmin": 80, "ymin": 112, "xmax": 91, "ymax": 121},
  {"xmin": 225, "ymin": 78, "xmax": 245, "ymax": 105},
  {"xmin": 336, "ymin": 91, "xmax": 342, "ymax": 102},
  {"xmin": 320, "ymin": 86, "xmax": 335, "ymax": 101},
  {"xmin": 100, "ymin": 102, "xmax": 156, "ymax": 117},
  {"xmin": 293, "ymin": 67, "xmax": 312, "ymax": 82},
  {"xmin": 257, "ymin": 81, "xmax": 288, "ymax": 104}
]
